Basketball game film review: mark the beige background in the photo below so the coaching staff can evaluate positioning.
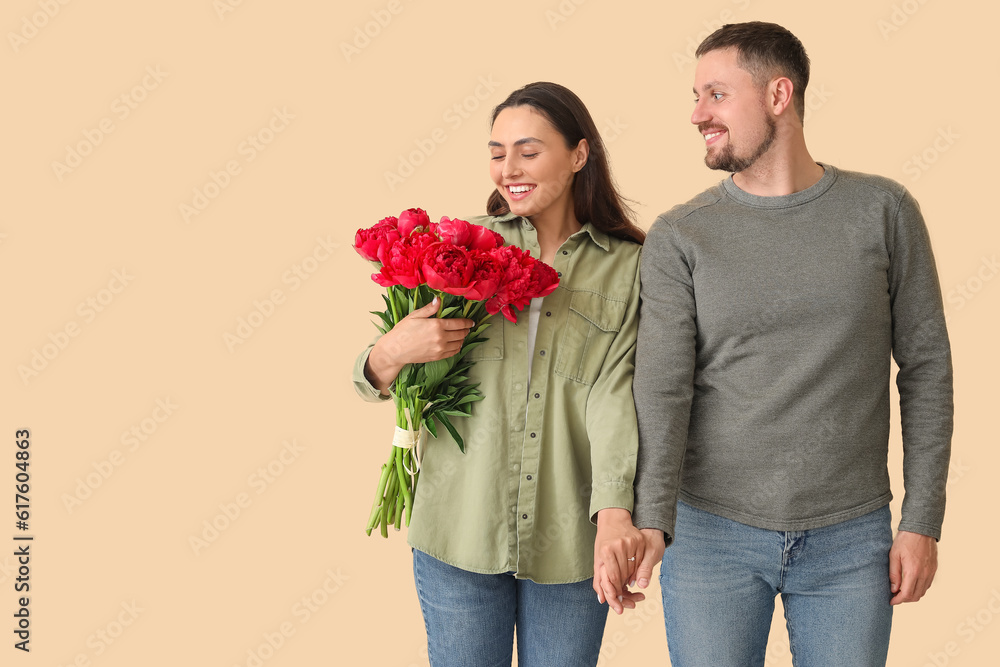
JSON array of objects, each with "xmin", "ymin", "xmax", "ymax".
[{"xmin": 2, "ymin": 0, "xmax": 997, "ymax": 665}]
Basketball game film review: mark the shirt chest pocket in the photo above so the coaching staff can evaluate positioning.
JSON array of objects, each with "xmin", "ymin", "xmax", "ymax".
[
  {"xmin": 463, "ymin": 317, "xmax": 505, "ymax": 362},
  {"xmin": 555, "ymin": 290, "xmax": 626, "ymax": 386}
]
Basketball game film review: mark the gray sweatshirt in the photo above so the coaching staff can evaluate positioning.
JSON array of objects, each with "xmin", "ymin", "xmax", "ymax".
[{"xmin": 632, "ymin": 164, "xmax": 953, "ymax": 542}]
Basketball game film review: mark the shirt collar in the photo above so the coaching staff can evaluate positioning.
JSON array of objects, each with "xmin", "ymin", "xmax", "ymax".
[{"xmin": 492, "ymin": 213, "xmax": 612, "ymax": 252}]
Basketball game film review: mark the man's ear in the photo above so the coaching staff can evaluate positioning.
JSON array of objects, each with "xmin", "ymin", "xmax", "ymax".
[{"xmin": 768, "ymin": 76, "xmax": 795, "ymax": 118}]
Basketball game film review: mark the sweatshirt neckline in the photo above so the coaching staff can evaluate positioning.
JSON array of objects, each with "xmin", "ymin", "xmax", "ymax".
[{"xmin": 721, "ymin": 163, "xmax": 837, "ymax": 209}]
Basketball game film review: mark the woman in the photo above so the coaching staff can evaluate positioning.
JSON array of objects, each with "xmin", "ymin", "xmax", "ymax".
[{"xmin": 352, "ymin": 82, "xmax": 646, "ymax": 666}]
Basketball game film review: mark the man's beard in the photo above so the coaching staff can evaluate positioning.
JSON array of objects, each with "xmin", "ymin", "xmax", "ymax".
[{"xmin": 705, "ymin": 115, "xmax": 777, "ymax": 173}]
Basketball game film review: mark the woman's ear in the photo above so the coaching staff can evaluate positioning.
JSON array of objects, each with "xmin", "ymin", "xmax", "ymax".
[{"xmin": 572, "ymin": 138, "xmax": 590, "ymax": 173}]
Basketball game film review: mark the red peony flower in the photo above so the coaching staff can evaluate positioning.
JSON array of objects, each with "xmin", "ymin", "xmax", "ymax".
[
  {"xmin": 421, "ymin": 242, "xmax": 475, "ymax": 296},
  {"xmin": 463, "ymin": 251, "xmax": 505, "ymax": 302},
  {"xmin": 372, "ymin": 232, "xmax": 436, "ymax": 289},
  {"xmin": 398, "ymin": 208, "xmax": 431, "ymax": 236},
  {"xmin": 468, "ymin": 224, "xmax": 505, "ymax": 251},
  {"xmin": 354, "ymin": 216, "xmax": 401, "ymax": 263},
  {"xmin": 435, "ymin": 216, "xmax": 473, "ymax": 248},
  {"xmin": 485, "ymin": 246, "xmax": 532, "ymax": 323},
  {"xmin": 525, "ymin": 257, "xmax": 560, "ymax": 300},
  {"xmin": 485, "ymin": 246, "xmax": 560, "ymax": 323}
]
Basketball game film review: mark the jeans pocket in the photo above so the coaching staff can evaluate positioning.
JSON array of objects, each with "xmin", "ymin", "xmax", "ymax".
[{"xmin": 554, "ymin": 289, "xmax": 626, "ymax": 385}]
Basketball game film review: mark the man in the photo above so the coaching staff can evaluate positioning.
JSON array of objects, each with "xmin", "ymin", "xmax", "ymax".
[{"xmin": 629, "ymin": 21, "xmax": 953, "ymax": 665}]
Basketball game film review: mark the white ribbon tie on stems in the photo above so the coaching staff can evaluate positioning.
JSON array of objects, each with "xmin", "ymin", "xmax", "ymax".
[{"xmin": 392, "ymin": 425, "xmax": 422, "ymax": 488}]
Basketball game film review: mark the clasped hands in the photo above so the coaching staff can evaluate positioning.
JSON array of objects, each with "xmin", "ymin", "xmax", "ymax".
[{"xmin": 593, "ymin": 508, "xmax": 665, "ymax": 615}]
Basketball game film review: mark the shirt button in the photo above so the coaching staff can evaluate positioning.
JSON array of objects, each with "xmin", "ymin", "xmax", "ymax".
[
  {"xmin": 562, "ymin": 250, "xmax": 569, "ymax": 255},
  {"xmin": 545, "ymin": 311, "xmax": 552, "ymax": 317},
  {"xmin": 526, "ymin": 475, "xmax": 532, "ymax": 481},
  {"xmin": 530, "ymin": 432, "xmax": 536, "ymax": 438},
  {"xmin": 534, "ymin": 393, "xmax": 540, "ymax": 399},
  {"xmin": 522, "ymin": 514, "xmax": 528, "ymax": 520},
  {"xmin": 539, "ymin": 350, "xmax": 546, "ymax": 356},
  {"xmin": 514, "ymin": 383, "xmax": 523, "ymax": 391},
  {"xmin": 557, "ymin": 271, "xmax": 562, "ymax": 278}
]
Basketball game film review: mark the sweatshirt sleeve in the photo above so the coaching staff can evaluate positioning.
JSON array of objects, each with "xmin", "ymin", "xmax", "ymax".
[
  {"xmin": 888, "ymin": 190, "xmax": 954, "ymax": 540},
  {"xmin": 631, "ymin": 219, "xmax": 697, "ymax": 544}
]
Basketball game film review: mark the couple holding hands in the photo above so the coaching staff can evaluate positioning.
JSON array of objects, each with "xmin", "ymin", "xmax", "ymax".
[{"xmin": 353, "ymin": 21, "xmax": 953, "ymax": 667}]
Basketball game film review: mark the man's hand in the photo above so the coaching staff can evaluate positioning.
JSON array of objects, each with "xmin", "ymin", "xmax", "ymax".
[
  {"xmin": 634, "ymin": 528, "xmax": 665, "ymax": 590},
  {"xmin": 593, "ymin": 509, "xmax": 644, "ymax": 614},
  {"xmin": 889, "ymin": 530, "xmax": 938, "ymax": 605}
]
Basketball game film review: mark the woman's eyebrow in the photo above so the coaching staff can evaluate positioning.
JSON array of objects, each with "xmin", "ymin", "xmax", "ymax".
[{"xmin": 488, "ymin": 137, "xmax": 545, "ymax": 147}]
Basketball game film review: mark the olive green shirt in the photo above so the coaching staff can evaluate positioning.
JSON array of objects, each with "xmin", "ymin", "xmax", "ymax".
[{"xmin": 352, "ymin": 213, "xmax": 641, "ymax": 583}]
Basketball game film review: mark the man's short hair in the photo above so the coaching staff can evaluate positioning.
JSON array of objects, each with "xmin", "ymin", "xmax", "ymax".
[{"xmin": 696, "ymin": 22, "xmax": 810, "ymax": 122}]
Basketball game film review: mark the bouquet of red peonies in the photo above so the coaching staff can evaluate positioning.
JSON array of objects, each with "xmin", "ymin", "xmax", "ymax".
[{"xmin": 355, "ymin": 208, "xmax": 559, "ymax": 537}]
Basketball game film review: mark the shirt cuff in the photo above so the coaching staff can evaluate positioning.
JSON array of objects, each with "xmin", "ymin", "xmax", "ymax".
[
  {"xmin": 589, "ymin": 481, "xmax": 634, "ymax": 524},
  {"xmin": 352, "ymin": 345, "xmax": 392, "ymax": 403}
]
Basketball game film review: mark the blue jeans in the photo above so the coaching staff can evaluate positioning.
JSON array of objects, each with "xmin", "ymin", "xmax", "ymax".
[
  {"xmin": 412, "ymin": 549, "xmax": 608, "ymax": 667},
  {"xmin": 660, "ymin": 502, "xmax": 893, "ymax": 667}
]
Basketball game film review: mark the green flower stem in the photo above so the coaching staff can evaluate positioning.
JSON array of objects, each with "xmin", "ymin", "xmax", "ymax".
[
  {"xmin": 388, "ymin": 285, "xmax": 401, "ymax": 326},
  {"xmin": 403, "ymin": 447, "xmax": 418, "ymax": 504},
  {"xmin": 386, "ymin": 467, "xmax": 399, "ymax": 525},
  {"xmin": 365, "ymin": 449, "xmax": 396, "ymax": 535},
  {"xmin": 381, "ymin": 469, "xmax": 397, "ymax": 538},
  {"xmin": 394, "ymin": 442, "xmax": 413, "ymax": 529},
  {"xmin": 393, "ymin": 476, "xmax": 404, "ymax": 531},
  {"xmin": 436, "ymin": 293, "xmax": 446, "ymax": 317}
]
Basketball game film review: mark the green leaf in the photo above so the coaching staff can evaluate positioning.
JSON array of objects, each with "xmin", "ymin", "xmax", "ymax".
[
  {"xmin": 450, "ymin": 365, "xmax": 475, "ymax": 379},
  {"xmin": 412, "ymin": 285, "xmax": 427, "ymax": 309},
  {"xmin": 432, "ymin": 394, "xmax": 457, "ymax": 406},
  {"xmin": 422, "ymin": 358, "xmax": 454, "ymax": 387},
  {"xmin": 424, "ymin": 416, "xmax": 438, "ymax": 438},
  {"xmin": 439, "ymin": 415, "xmax": 465, "ymax": 453},
  {"xmin": 370, "ymin": 310, "xmax": 395, "ymax": 330},
  {"xmin": 455, "ymin": 341, "xmax": 486, "ymax": 361}
]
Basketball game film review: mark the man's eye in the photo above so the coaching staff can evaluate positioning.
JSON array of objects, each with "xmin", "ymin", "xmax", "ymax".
[
  {"xmin": 523, "ymin": 153, "xmax": 539, "ymax": 158},
  {"xmin": 491, "ymin": 155, "xmax": 505, "ymax": 161},
  {"xmin": 713, "ymin": 93, "xmax": 724, "ymax": 101}
]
